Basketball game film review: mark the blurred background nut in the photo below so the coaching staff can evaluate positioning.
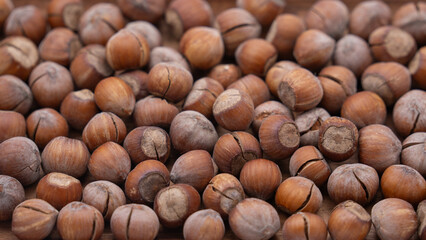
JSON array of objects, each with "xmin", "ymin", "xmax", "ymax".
[
  {"xmin": 282, "ymin": 212, "xmax": 327, "ymax": 240},
  {"xmin": 0, "ymin": 111, "xmax": 26, "ymax": 143},
  {"xmin": 117, "ymin": 70, "xmax": 150, "ymax": 100},
  {"xmin": 39, "ymin": 28, "xmax": 82, "ymax": 66},
  {"xmin": 227, "ymin": 74, "xmax": 270, "ymax": 107},
  {"xmin": 133, "ymin": 96, "xmax": 179, "ymax": 129},
  {"xmin": 393, "ymin": 90, "xmax": 426, "ymax": 137},
  {"xmin": 47, "ymin": 0, "xmax": 83, "ymax": 31},
  {"xmin": 149, "ymin": 46, "xmax": 190, "ymax": 71},
  {"xmin": 295, "ymin": 108, "xmax": 330, "ymax": 147},
  {"xmin": 401, "ymin": 132, "xmax": 426, "ymax": 176},
  {"xmin": 237, "ymin": 0, "xmax": 285, "ymax": 27},
  {"xmin": 125, "ymin": 21, "xmax": 162, "ymax": 49},
  {"xmin": 393, "ymin": 2, "xmax": 426, "ymax": 46},
  {"xmin": 350, "ymin": 0, "xmax": 391, "ymax": 40},
  {"xmin": 208, "ymin": 64, "xmax": 241, "ymax": 88},
  {"xmin": 252, "ymin": 101, "xmax": 293, "ymax": 134},
  {"xmin": 0, "ymin": 0, "xmax": 13, "ymax": 28},
  {"xmin": 0, "ymin": 175, "xmax": 25, "ymax": 221},
  {"xmin": 235, "ymin": 38, "xmax": 277, "ymax": 77},
  {"xmin": 409, "ymin": 46, "xmax": 426, "ymax": 90},
  {"xmin": 5, "ymin": 5, "xmax": 47, "ymax": 43},
  {"xmin": 117, "ymin": 0, "xmax": 166, "ymax": 23},
  {"xmin": 419, "ymin": 200, "xmax": 426, "ymax": 240},
  {"xmin": 265, "ymin": 61, "xmax": 300, "ymax": 98},
  {"xmin": 60, "ymin": 90, "xmax": 99, "ymax": 131},
  {"xmin": 183, "ymin": 209, "xmax": 225, "ymax": 240}
]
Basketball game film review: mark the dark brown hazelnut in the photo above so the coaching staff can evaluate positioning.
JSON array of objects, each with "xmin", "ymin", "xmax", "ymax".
[
  {"xmin": 88, "ymin": 142, "xmax": 131, "ymax": 184},
  {"xmin": 0, "ymin": 36, "xmax": 39, "ymax": 80},
  {"xmin": 295, "ymin": 107, "xmax": 330, "ymax": 147},
  {"xmin": 350, "ymin": 1, "xmax": 391, "ymax": 40},
  {"xmin": 214, "ymin": 8, "xmax": 261, "ymax": 56},
  {"xmin": 409, "ymin": 46, "xmax": 426, "ymax": 90},
  {"xmin": 48, "ymin": 0, "xmax": 83, "ymax": 31},
  {"xmin": 110, "ymin": 204, "xmax": 160, "ymax": 240},
  {"xmin": 252, "ymin": 100, "xmax": 293, "ymax": 134},
  {"xmin": 60, "ymin": 89, "xmax": 99, "ymax": 131},
  {"xmin": 371, "ymin": 198, "xmax": 418, "ymax": 240},
  {"xmin": 5, "ymin": 5, "xmax": 47, "ymax": 43},
  {"xmin": 282, "ymin": 212, "xmax": 327, "ymax": 240},
  {"xmin": 265, "ymin": 60, "xmax": 300, "ymax": 97},
  {"xmin": 229, "ymin": 198, "xmax": 280, "ymax": 240},
  {"xmin": 418, "ymin": 200, "xmax": 426, "ymax": 240},
  {"xmin": 237, "ymin": 0, "xmax": 285, "ymax": 27},
  {"xmin": 117, "ymin": 0, "xmax": 166, "ymax": 23},
  {"xmin": 0, "ymin": 175, "xmax": 25, "ymax": 221},
  {"xmin": 0, "ymin": 110, "xmax": 26, "ymax": 143},
  {"xmin": 29, "ymin": 61, "xmax": 74, "ymax": 108},
  {"xmin": 125, "ymin": 21, "xmax": 162, "ymax": 49},
  {"xmin": 154, "ymin": 184, "xmax": 200, "ymax": 228},
  {"xmin": 393, "ymin": 2, "xmax": 426, "ymax": 46},
  {"xmin": 170, "ymin": 150, "xmax": 218, "ymax": 192},
  {"xmin": 82, "ymin": 112, "xmax": 127, "ymax": 151},
  {"xmin": 0, "ymin": 0, "xmax": 13, "ymax": 28},
  {"xmin": 133, "ymin": 96, "xmax": 179, "ymax": 128},
  {"xmin": 203, "ymin": 173, "xmax": 245, "ymax": 218},
  {"xmin": 259, "ymin": 115, "xmax": 299, "ymax": 160},
  {"xmin": 341, "ymin": 91, "xmax": 387, "ymax": 129},
  {"xmin": 393, "ymin": 90, "xmax": 426, "ymax": 137},
  {"xmin": 208, "ymin": 64, "xmax": 242, "ymax": 88},
  {"xmin": 183, "ymin": 209, "xmax": 225, "ymax": 240},
  {"xmin": 117, "ymin": 70, "xmax": 149, "ymax": 100},
  {"xmin": 402, "ymin": 132, "xmax": 426, "ymax": 176},
  {"xmin": 213, "ymin": 131, "xmax": 261, "ymax": 176},
  {"xmin": 328, "ymin": 200, "xmax": 372, "ymax": 240},
  {"xmin": 82, "ymin": 180, "xmax": 126, "ymax": 220},
  {"xmin": 125, "ymin": 160, "xmax": 170, "ymax": 204},
  {"xmin": 41, "ymin": 136, "xmax": 90, "ymax": 178},
  {"xmin": 235, "ymin": 38, "xmax": 277, "ymax": 77},
  {"xmin": 275, "ymin": 176, "xmax": 322, "ymax": 214},
  {"xmin": 78, "ymin": 3, "xmax": 125, "ymax": 45},
  {"xmin": 57, "ymin": 202, "xmax": 104, "ymax": 240},
  {"xmin": 359, "ymin": 124, "xmax": 402, "ymax": 174},
  {"xmin": 11, "ymin": 199, "xmax": 58, "ymax": 240},
  {"xmin": 36, "ymin": 172, "xmax": 82, "ymax": 210},
  {"xmin": 149, "ymin": 46, "xmax": 190, "ymax": 71},
  {"xmin": 227, "ymin": 74, "xmax": 270, "ymax": 107}
]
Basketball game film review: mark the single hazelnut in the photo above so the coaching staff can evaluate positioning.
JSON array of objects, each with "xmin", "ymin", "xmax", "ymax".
[
  {"xmin": 202, "ymin": 173, "xmax": 245, "ymax": 218},
  {"xmin": 78, "ymin": 3, "xmax": 125, "ymax": 45},
  {"xmin": 183, "ymin": 209, "xmax": 225, "ymax": 240},
  {"xmin": 393, "ymin": 2, "xmax": 426, "ymax": 46},
  {"xmin": 341, "ymin": 91, "xmax": 387, "ymax": 129},
  {"xmin": 0, "ymin": 111, "xmax": 26, "ymax": 143},
  {"xmin": 0, "ymin": 175, "xmax": 25, "ymax": 221},
  {"xmin": 125, "ymin": 21, "xmax": 162, "ymax": 49},
  {"xmin": 328, "ymin": 200, "xmax": 372, "ymax": 240},
  {"xmin": 227, "ymin": 74, "xmax": 270, "ymax": 107},
  {"xmin": 82, "ymin": 180, "xmax": 126, "ymax": 220},
  {"xmin": 117, "ymin": 70, "xmax": 149, "ymax": 100},
  {"xmin": 36, "ymin": 172, "xmax": 83, "ymax": 210},
  {"xmin": 82, "ymin": 112, "xmax": 127, "ymax": 151},
  {"xmin": 149, "ymin": 46, "xmax": 190, "ymax": 71},
  {"xmin": 117, "ymin": 0, "xmax": 166, "ymax": 23},
  {"xmin": 401, "ymin": 132, "xmax": 426, "ymax": 176},
  {"xmin": 409, "ymin": 46, "xmax": 426, "ymax": 90},
  {"xmin": 350, "ymin": 1, "xmax": 391, "ymax": 40},
  {"xmin": 208, "ymin": 64, "xmax": 242, "ymax": 88},
  {"xmin": 265, "ymin": 61, "xmax": 300, "ymax": 97},
  {"xmin": 133, "ymin": 96, "xmax": 179, "ymax": 128},
  {"xmin": 60, "ymin": 89, "xmax": 99, "ymax": 131},
  {"xmin": 0, "ymin": 0, "xmax": 13, "ymax": 28},
  {"xmin": 252, "ymin": 101, "xmax": 293, "ymax": 134},
  {"xmin": 418, "ymin": 200, "xmax": 426, "ymax": 239},
  {"xmin": 235, "ymin": 38, "xmax": 277, "ymax": 77},
  {"xmin": 125, "ymin": 160, "xmax": 170, "ymax": 204},
  {"xmin": 5, "ymin": 5, "xmax": 47, "ymax": 43},
  {"xmin": 295, "ymin": 108, "xmax": 330, "ymax": 147},
  {"xmin": 237, "ymin": 0, "xmax": 285, "ymax": 27},
  {"xmin": 29, "ymin": 61, "xmax": 74, "ymax": 108},
  {"xmin": 282, "ymin": 212, "xmax": 327, "ymax": 240},
  {"xmin": 70, "ymin": 44, "xmax": 113, "ymax": 90},
  {"xmin": 327, "ymin": 163, "xmax": 379, "ymax": 205},
  {"xmin": 229, "ymin": 198, "xmax": 280, "ymax": 240},
  {"xmin": 393, "ymin": 90, "xmax": 426, "ymax": 137},
  {"xmin": 154, "ymin": 184, "xmax": 201, "ymax": 228},
  {"xmin": 88, "ymin": 142, "xmax": 131, "ymax": 184},
  {"xmin": 371, "ymin": 198, "xmax": 418, "ymax": 240},
  {"xmin": 213, "ymin": 131, "xmax": 261, "ymax": 176},
  {"xmin": 110, "ymin": 204, "xmax": 160, "ymax": 240},
  {"xmin": 214, "ymin": 8, "xmax": 261, "ymax": 56},
  {"xmin": 47, "ymin": 0, "xmax": 83, "ymax": 31},
  {"xmin": 11, "ymin": 199, "xmax": 58, "ymax": 240},
  {"xmin": 57, "ymin": 202, "xmax": 104, "ymax": 240}
]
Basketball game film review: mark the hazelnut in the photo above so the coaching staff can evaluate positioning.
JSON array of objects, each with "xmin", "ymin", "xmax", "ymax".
[
  {"xmin": 0, "ymin": 75, "xmax": 33, "ymax": 115},
  {"xmin": 125, "ymin": 21, "xmax": 162, "ymax": 49},
  {"xmin": 11, "ymin": 199, "xmax": 58, "ymax": 240},
  {"xmin": 0, "ymin": 111, "xmax": 26, "ymax": 143},
  {"xmin": 381, "ymin": 164, "xmax": 426, "ymax": 206},
  {"xmin": 88, "ymin": 142, "xmax": 131, "ymax": 184},
  {"xmin": 327, "ymin": 163, "xmax": 379, "ymax": 205},
  {"xmin": 125, "ymin": 160, "xmax": 170, "ymax": 204},
  {"xmin": 0, "ymin": 36, "xmax": 39, "ymax": 80},
  {"xmin": 171, "ymin": 150, "xmax": 218, "ymax": 192},
  {"xmin": 229, "ymin": 198, "xmax": 280, "ymax": 240},
  {"xmin": 235, "ymin": 38, "xmax": 277, "ymax": 77},
  {"xmin": 237, "ymin": 0, "xmax": 285, "ymax": 27},
  {"xmin": 393, "ymin": 2, "xmax": 426, "ymax": 46},
  {"xmin": 359, "ymin": 124, "xmax": 402, "ymax": 174},
  {"xmin": 123, "ymin": 126, "xmax": 171, "ymax": 164},
  {"xmin": 60, "ymin": 89, "xmax": 99, "ymax": 131},
  {"xmin": 82, "ymin": 180, "xmax": 126, "ymax": 220},
  {"xmin": 117, "ymin": 70, "xmax": 150, "ymax": 100},
  {"xmin": 409, "ymin": 46, "xmax": 426, "ymax": 90},
  {"xmin": 36, "ymin": 172, "xmax": 83, "ymax": 210},
  {"xmin": 328, "ymin": 200, "xmax": 372, "ymax": 240},
  {"xmin": 0, "ymin": 175, "xmax": 25, "ymax": 221},
  {"xmin": 213, "ymin": 89, "xmax": 255, "ymax": 131},
  {"xmin": 41, "ymin": 136, "xmax": 89, "ymax": 178},
  {"xmin": 26, "ymin": 108, "xmax": 69, "ymax": 149},
  {"xmin": 149, "ymin": 46, "xmax": 190, "ymax": 71},
  {"xmin": 214, "ymin": 8, "xmax": 261, "ymax": 56},
  {"xmin": 393, "ymin": 90, "xmax": 426, "ymax": 137},
  {"xmin": 165, "ymin": 0, "xmax": 213, "ymax": 39},
  {"xmin": 265, "ymin": 60, "xmax": 300, "ymax": 98},
  {"xmin": 208, "ymin": 64, "xmax": 242, "ymax": 88},
  {"xmin": 239, "ymin": 158, "xmax": 282, "ymax": 200},
  {"xmin": 341, "ymin": 91, "xmax": 387, "ymax": 129},
  {"xmin": 70, "ymin": 44, "xmax": 113, "ymax": 90},
  {"xmin": 78, "ymin": 3, "xmax": 125, "ymax": 45},
  {"xmin": 350, "ymin": 1, "xmax": 391, "ymax": 40},
  {"xmin": 117, "ymin": 0, "xmax": 166, "ymax": 23},
  {"xmin": 418, "ymin": 200, "xmax": 426, "ymax": 239},
  {"xmin": 282, "ymin": 212, "xmax": 327, "ymax": 240},
  {"xmin": 0, "ymin": 137, "xmax": 42, "ymax": 186},
  {"xmin": 5, "ymin": 5, "xmax": 47, "ymax": 43},
  {"xmin": 183, "ymin": 209, "xmax": 225, "ymax": 240},
  {"xmin": 275, "ymin": 176, "xmax": 322, "ymax": 214},
  {"xmin": 401, "ymin": 132, "xmax": 426, "ymax": 176},
  {"xmin": 154, "ymin": 184, "xmax": 201, "ymax": 228},
  {"xmin": 227, "ymin": 74, "xmax": 270, "ymax": 107},
  {"xmin": 57, "ymin": 202, "xmax": 104, "ymax": 240},
  {"xmin": 295, "ymin": 107, "xmax": 330, "ymax": 147},
  {"xmin": 29, "ymin": 61, "xmax": 74, "ymax": 108},
  {"xmin": 110, "ymin": 204, "xmax": 160, "ymax": 240},
  {"xmin": 202, "ymin": 173, "xmax": 245, "ymax": 218},
  {"xmin": 82, "ymin": 112, "xmax": 127, "ymax": 151},
  {"xmin": 47, "ymin": 0, "xmax": 83, "ymax": 31},
  {"xmin": 371, "ymin": 198, "xmax": 418, "ymax": 240},
  {"xmin": 133, "ymin": 96, "xmax": 179, "ymax": 128},
  {"xmin": 213, "ymin": 131, "xmax": 261, "ymax": 176},
  {"xmin": 0, "ymin": 0, "xmax": 13, "ymax": 28},
  {"xmin": 252, "ymin": 100, "xmax": 293, "ymax": 134}
]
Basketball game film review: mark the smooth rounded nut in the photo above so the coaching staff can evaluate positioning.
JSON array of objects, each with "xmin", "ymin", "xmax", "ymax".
[
  {"xmin": 39, "ymin": 28, "xmax": 82, "ymax": 66},
  {"xmin": 409, "ymin": 47, "xmax": 426, "ymax": 89},
  {"xmin": 401, "ymin": 132, "xmax": 426, "ymax": 176},
  {"xmin": 393, "ymin": 90, "xmax": 426, "ymax": 137},
  {"xmin": 0, "ymin": 75, "xmax": 33, "ymax": 115},
  {"xmin": 393, "ymin": 2, "xmax": 426, "ymax": 46},
  {"xmin": 282, "ymin": 212, "xmax": 327, "ymax": 240},
  {"xmin": 183, "ymin": 209, "xmax": 225, "ymax": 240},
  {"xmin": 0, "ymin": 175, "xmax": 25, "ymax": 221},
  {"xmin": 252, "ymin": 100, "xmax": 293, "ymax": 134},
  {"xmin": 208, "ymin": 64, "xmax": 242, "ymax": 88},
  {"xmin": 5, "ymin": 5, "xmax": 47, "ymax": 43},
  {"xmin": 133, "ymin": 96, "xmax": 179, "ymax": 128},
  {"xmin": 0, "ymin": 111, "xmax": 26, "ymax": 143},
  {"xmin": 235, "ymin": 38, "xmax": 277, "ymax": 77},
  {"xmin": 227, "ymin": 74, "xmax": 270, "ymax": 107},
  {"xmin": 117, "ymin": 0, "xmax": 166, "ymax": 23},
  {"xmin": 125, "ymin": 21, "xmax": 162, "ymax": 49},
  {"xmin": 350, "ymin": 1, "xmax": 391, "ymax": 40},
  {"xmin": 60, "ymin": 89, "xmax": 99, "ymax": 131}
]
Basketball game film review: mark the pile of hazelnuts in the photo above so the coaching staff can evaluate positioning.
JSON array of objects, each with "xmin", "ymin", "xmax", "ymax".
[{"xmin": 0, "ymin": 0, "xmax": 425, "ymax": 239}]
